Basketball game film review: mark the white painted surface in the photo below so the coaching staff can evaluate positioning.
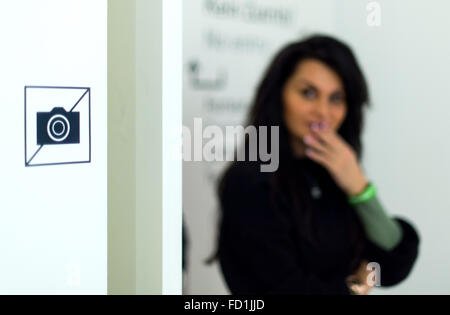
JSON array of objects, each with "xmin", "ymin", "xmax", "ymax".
[
  {"xmin": 162, "ymin": 0, "xmax": 183, "ymax": 295},
  {"xmin": 0, "ymin": 0, "xmax": 107, "ymax": 294}
]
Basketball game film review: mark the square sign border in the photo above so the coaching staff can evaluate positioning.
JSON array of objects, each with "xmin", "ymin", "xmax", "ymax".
[{"xmin": 24, "ymin": 86, "xmax": 92, "ymax": 168}]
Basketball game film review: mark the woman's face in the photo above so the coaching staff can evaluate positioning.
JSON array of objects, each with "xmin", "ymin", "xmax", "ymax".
[{"xmin": 282, "ymin": 58, "xmax": 348, "ymax": 144}]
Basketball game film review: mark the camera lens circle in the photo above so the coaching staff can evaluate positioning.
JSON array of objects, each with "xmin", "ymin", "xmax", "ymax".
[
  {"xmin": 47, "ymin": 114, "xmax": 71, "ymax": 142},
  {"xmin": 52, "ymin": 121, "xmax": 66, "ymax": 136}
]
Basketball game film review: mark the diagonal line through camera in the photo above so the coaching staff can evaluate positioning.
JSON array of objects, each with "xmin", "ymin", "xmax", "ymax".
[
  {"xmin": 70, "ymin": 88, "xmax": 89, "ymax": 112},
  {"xmin": 27, "ymin": 88, "xmax": 89, "ymax": 165},
  {"xmin": 26, "ymin": 145, "xmax": 44, "ymax": 165}
]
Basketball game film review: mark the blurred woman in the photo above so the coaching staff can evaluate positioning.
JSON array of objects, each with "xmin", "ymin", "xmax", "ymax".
[{"xmin": 215, "ymin": 35, "xmax": 419, "ymax": 295}]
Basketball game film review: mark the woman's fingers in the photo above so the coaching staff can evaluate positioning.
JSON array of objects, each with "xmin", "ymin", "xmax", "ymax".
[
  {"xmin": 304, "ymin": 135, "xmax": 329, "ymax": 155},
  {"xmin": 304, "ymin": 134, "xmax": 335, "ymax": 169},
  {"xmin": 311, "ymin": 127, "xmax": 340, "ymax": 151},
  {"xmin": 305, "ymin": 147, "xmax": 329, "ymax": 168}
]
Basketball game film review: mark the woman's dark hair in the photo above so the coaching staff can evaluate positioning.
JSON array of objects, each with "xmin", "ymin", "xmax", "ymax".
[{"xmin": 207, "ymin": 34, "xmax": 370, "ymax": 265}]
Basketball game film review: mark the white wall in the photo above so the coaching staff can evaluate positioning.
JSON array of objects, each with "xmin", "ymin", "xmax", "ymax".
[
  {"xmin": 0, "ymin": 0, "xmax": 107, "ymax": 294},
  {"xmin": 183, "ymin": 0, "xmax": 449, "ymax": 294}
]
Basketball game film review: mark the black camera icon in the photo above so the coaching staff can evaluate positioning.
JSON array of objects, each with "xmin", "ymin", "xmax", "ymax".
[{"xmin": 36, "ymin": 107, "xmax": 80, "ymax": 145}]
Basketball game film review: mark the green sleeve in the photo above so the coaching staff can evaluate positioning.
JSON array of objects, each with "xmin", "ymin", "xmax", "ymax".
[{"xmin": 353, "ymin": 195, "xmax": 403, "ymax": 251}]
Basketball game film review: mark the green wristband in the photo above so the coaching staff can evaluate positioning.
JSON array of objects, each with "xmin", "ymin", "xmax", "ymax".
[{"xmin": 348, "ymin": 183, "xmax": 376, "ymax": 205}]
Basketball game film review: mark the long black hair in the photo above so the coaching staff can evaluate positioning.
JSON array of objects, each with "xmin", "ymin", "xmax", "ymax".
[{"xmin": 208, "ymin": 34, "xmax": 370, "ymax": 265}]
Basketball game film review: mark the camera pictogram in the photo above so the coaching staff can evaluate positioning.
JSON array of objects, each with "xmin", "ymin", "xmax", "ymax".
[
  {"xmin": 37, "ymin": 107, "xmax": 80, "ymax": 145},
  {"xmin": 24, "ymin": 86, "xmax": 91, "ymax": 167}
]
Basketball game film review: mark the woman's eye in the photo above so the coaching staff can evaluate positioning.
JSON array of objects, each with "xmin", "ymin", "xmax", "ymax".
[
  {"xmin": 301, "ymin": 89, "xmax": 316, "ymax": 99},
  {"xmin": 330, "ymin": 93, "xmax": 345, "ymax": 104}
]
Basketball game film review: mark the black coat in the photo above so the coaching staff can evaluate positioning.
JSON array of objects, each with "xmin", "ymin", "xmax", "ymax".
[{"xmin": 218, "ymin": 159, "xmax": 420, "ymax": 295}]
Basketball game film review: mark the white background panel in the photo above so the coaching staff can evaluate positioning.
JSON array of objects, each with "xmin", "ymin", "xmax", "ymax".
[{"xmin": 0, "ymin": 0, "xmax": 107, "ymax": 294}]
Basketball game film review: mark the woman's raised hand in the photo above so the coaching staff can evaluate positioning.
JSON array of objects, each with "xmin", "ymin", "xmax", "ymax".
[{"xmin": 303, "ymin": 123, "xmax": 369, "ymax": 197}]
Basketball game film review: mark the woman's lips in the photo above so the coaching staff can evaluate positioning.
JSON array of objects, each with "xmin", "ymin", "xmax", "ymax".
[{"xmin": 309, "ymin": 121, "xmax": 329, "ymax": 131}]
